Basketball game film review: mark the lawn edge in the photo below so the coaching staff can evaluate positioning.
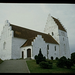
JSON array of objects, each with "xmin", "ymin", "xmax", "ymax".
[{"xmin": 25, "ymin": 60, "xmax": 31, "ymax": 73}]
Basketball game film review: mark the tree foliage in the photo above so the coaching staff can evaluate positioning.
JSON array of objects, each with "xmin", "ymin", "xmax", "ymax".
[
  {"xmin": 57, "ymin": 56, "xmax": 73, "ymax": 69},
  {"xmin": 51, "ymin": 56, "xmax": 53, "ymax": 60},
  {"xmin": 57, "ymin": 56, "xmax": 67, "ymax": 68},
  {"xmin": 39, "ymin": 61, "xmax": 52, "ymax": 69},
  {"xmin": 34, "ymin": 48, "xmax": 46, "ymax": 64},
  {"xmin": 71, "ymin": 52, "xmax": 75, "ymax": 64},
  {"xmin": 66, "ymin": 58, "xmax": 73, "ymax": 69},
  {"xmin": 0, "ymin": 58, "xmax": 3, "ymax": 64},
  {"xmin": 34, "ymin": 49, "xmax": 53, "ymax": 69}
]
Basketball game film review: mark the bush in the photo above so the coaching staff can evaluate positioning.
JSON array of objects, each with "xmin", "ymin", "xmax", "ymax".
[
  {"xmin": 42, "ymin": 56, "xmax": 46, "ymax": 62},
  {"xmin": 71, "ymin": 52, "xmax": 75, "ymax": 64},
  {"xmin": 57, "ymin": 56, "xmax": 67, "ymax": 68},
  {"xmin": 51, "ymin": 56, "xmax": 53, "ymax": 60},
  {"xmin": 39, "ymin": 61, "xmax": 52, "ymax": 69},
  {"xmin": 66, "ymin": 58, "xmax": 73, "ymax": 69},
  {"xmin": 35, "ymin": 49, "xmax": 46, "ymax": 64},
  {"xmin": 34, "ymin": 55, "xmax": 38, "ymax": 60},
  {"xmin": 57, "ymin": 56, "xmax": 73, "ymax": 69},
  {"xmin": 55, "ymin": 57, "xmax": 59, "ymax": 60},
  {"xmin": 46, "ymin": 59, "xmax": 52, "ymax": 64},
  {"xmin": 36, "ymin": 58, "xmax": 39, "ymax": 64},
  {"xmin": 0, "ymin": 58, "xmax": 3, "ymax": 64}
]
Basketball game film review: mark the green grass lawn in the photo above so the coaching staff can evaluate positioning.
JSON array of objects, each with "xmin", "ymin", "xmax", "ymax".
[{"xmin": 26, "ymin": 60, "xmax": 75, "ymax": 73}]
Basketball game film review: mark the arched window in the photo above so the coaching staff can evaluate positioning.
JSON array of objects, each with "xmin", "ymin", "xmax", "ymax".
[
  {"xmin": 3, "ymin": 42, "xmax": 6, "ymax": 50},
  {"xmin": 47, "ymin": 44, "xmax": 49, "ymax": 50},
  {"xmin": 55, "ymin": 46, "xmax": 56, "ymax": 51}
]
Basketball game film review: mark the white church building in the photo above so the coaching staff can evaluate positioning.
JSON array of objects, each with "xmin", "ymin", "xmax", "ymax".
[{"xmin": 0, "ymin": 14, "xmax": 70, "ymax": 60}]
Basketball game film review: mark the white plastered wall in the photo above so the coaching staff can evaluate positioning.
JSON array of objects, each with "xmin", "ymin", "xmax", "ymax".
[
  {"xmin": 58, "ymin": 30, "xmax": 70, "ymax": 58},
  {"xmin": 20, "ymin": 35, "xmax": 59, "ymax": 60},
  {"xmin": 44, "ymin": 14, "xmax": 59, "ymax": 43},
  {"xmin": 0, "ymin": 20, "xmax": 13, "ymax": 60},
  {"xmin": 12, "ymin": 37, "xmax": 26, "ymax": 59},
  {"xmin": 32, "ymin": 35, "xmax": 47, "ymax": 59},
  {"xmin": 46, "ymin": 43, "xmax": 59, "ymax": 60},
  {"xmin": 21, "ymin": 46, "xmax": 32, "ymax": 59}
]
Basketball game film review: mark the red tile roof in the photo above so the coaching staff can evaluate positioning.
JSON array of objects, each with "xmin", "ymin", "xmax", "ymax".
[
  {"xmin": 10, "ymin": 24, "xmax": 59, "ymax": 47},
  {"xmin": 52, "ymin": 16, "xmax": 67, "ymax": 32}
]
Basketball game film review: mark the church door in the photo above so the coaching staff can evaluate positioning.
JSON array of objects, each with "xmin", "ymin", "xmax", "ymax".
[
  {"xmin": 27, "ymin": 49, "xmax": 31, "ymax": 57},
  {"xmin": 22, "ymin": 51, "xmax": 24, "ymax": 59}
]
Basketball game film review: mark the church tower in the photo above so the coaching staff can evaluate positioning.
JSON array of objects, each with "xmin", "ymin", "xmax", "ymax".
[{"xmin": 44, "ymin": 14, "xmax": 70, "ymax": 59}]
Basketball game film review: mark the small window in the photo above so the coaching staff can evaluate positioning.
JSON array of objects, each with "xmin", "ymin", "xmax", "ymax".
[
  {"xmin": 52, "ymin": 32, "xmax": 54, "ymax": 36},
  {"xmin": 47, "ymin": 44, "xmax": 49, "ymax": 50},
  {"xmin": 55, "ymin": 46, "xmax": 56, "ymax": 51}
]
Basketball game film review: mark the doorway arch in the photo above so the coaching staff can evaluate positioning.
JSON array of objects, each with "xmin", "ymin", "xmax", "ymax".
[{"xmin": 27, "ymin": 48, "xmax": 31, "ymax": 57}]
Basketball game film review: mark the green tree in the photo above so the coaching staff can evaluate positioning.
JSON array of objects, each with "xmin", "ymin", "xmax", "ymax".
[
  {"xmin": 66, "ymin": 58, "xmax": 73, "ymax": 69},
  {"xmin": 57, "ymin": 56, "xmax": 73, "ymax": 69},
  {"xmin": 71, "ymin": 52, "xmax": 75, "ymax": 64},
  {"xmin": 35, "ymin": 48, "xmax": 46, "ymax": 64},
  {"xmin": 57, "ymin": 56, "xmax": 67, "ymax": 68}
]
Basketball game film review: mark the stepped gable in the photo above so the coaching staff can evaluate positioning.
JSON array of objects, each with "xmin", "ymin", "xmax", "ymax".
[
  {"xmin": 10, "ymin": 24, "xmax": 59, "ymax": 46},
  {"xmin": 52, "ymin": 16, "xmax": 67, "ymax": 32}
]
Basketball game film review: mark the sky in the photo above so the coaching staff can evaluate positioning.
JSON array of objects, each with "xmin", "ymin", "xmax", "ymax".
[{"xmin": 0, "ymin": 3, "xmax": 75, "ymax": 54}]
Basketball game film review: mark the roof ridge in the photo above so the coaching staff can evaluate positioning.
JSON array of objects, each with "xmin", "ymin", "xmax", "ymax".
[{"xmin": 10, "ymin": 23, "xmax": 47, "ymax": 35}]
